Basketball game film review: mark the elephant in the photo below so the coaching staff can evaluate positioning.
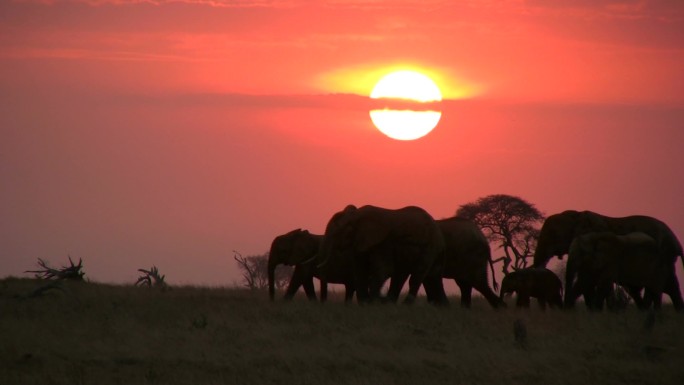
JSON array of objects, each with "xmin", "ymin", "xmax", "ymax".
[
  {"xmin": 267, "ymin": 229, "xmax": 354, "ymax": 302},
  {"xmin": 499, "ymin": 267, "xmax": 563, "ymax": 309},
  {"xmin": 532, "ymin": 210, "xmax": 683, "ymax": 311},
  {"xmin": 317, "ymin": 204, "xmax": 448, "ymax": 305},
  {"xmin": 566, "ymin": 231, "xmax": 668, "ymax": 310},
  {"xmin": 437, "ymin": 217, "xmax": 504, "ymax": 308}
]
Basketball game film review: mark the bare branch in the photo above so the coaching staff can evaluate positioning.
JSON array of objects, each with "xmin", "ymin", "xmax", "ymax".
[
  {"xmin": 233, "ymin": 250, "xmax": 270, "ymax": 290},
  {"xmin": 25, "ymin": 256, "xmax": 85, "ymax": 281}
]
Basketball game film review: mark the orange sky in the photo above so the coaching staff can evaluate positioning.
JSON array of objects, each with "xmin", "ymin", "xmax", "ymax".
[{"xmin": 1, "ymin": 0, "xmax": 683, "ymax": 288}]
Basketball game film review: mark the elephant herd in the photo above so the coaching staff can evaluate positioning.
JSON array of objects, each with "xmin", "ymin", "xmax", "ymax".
[
  {"xmin": 268, "ymin": 206, "xmax": 684, "ymax": 311},
  {"xmin": 534, "ymin": 210, "xmax": 683, "ymax": 311}
]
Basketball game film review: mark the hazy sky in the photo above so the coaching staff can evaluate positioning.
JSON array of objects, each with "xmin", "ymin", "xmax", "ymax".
[{"xmin": 1, "ymin": 0, "xmax": 683, "ymax": 288}]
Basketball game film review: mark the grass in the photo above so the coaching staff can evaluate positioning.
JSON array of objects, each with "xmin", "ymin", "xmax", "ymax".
[{"xmin": 1, "ymin": 277, "xmax": 682, "ymax": 385}]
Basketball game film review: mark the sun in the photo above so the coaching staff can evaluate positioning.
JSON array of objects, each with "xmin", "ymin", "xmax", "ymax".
[{"xmin": 369, "ymin": 70, "xmax": 442, "ymax": 141}]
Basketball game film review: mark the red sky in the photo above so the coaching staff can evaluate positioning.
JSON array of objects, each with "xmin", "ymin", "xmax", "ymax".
[{"xmin": 1, "ymin": 0, "xmax": 683, "ymax": 289}]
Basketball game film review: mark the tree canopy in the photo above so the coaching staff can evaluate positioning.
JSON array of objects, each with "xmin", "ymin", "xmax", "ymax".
[{"xmin": 456, "ymin": 194, "xmax": 544, "ymax": 274}]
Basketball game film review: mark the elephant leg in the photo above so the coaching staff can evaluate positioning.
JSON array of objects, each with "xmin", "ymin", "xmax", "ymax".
[
  {"xmin": 643, "ymin": 288, "xmax": 663, "ymax": 311},
  {"xmin": 577, "ymin": 277, "xmax": 599, "ymax": 310},
  {"xmin": 404, "ymin": 273, "xmax": 424, "ymax": 305},
  {"xmin": 651, "ymin": 291, "xmax": 663, "ymax": 311},
  {"xmin": 629, "ymin": 286, "xmax": 649, "ymax": 310},
  {"xmin": 583, "ymin": 283, "xmax": 600, "ymax": 310},
  {"xmin": 368, "ymin": 275, "xmax": 385, "ymax": 303},
  {"xmin": 516, "ymin": 294, "xmax": 530, "ymax": 308},
  {"xmin": 625, "ymin": 285, "xmax": 647, "ymax": 309},
  {"xmin": 594, "ymin": 283, "xmax": 612, "ymax": 311},
  {"xmin": 353, "ymin": 270, "xmax": 370, "ymax": 304},
  {"xmin": 319, "ymin": 279, "xmax": 328, "ymax": 303},
  {"xmin": 283, "ymin": 277, "xmax": 302, "ymax": 301},
  {"xmin": 344, "ymin": 284, "xmax": 355, "ymax": 304},
  {"xmin": 583, "ymin": 286, "xmax": 597, "ymax": 310},
  {"xmin": 457, "ymin": 281, "xmax": 473, "ymax": 308},
  {"xmin": 537, "ymin": 297, "xmax": 547, "ymax": 311},
  {"xmin": 564, "ymin": 282, "xmax": 579, "ymax": 309},
  {"xmin": 352, "ymin": 257, "xmax": 371, "ymax": 304},
  {"xmin": 424, "ymin": 276, "xmax": 448, "ymax": 306},
  {"xmin": 355, "ymin": 284, "xmax": 370, "ymax": 304},
  {"xmin": 302, "ymin": 278, "xmax": 317, "ymax": 301},
  {"xmin": 473, "ymin": 281, "xmax": 504, "ymax": 309},
  {"xmin": 386, "ymin": 271, "xmax": 410, "ymax": 304},
  {"xmin": 663, "ymin": 272, "xmax": 684, "ymax": 311},
  {"xmin": 550, "ymin": 293, "xmax": 563, "ymax": 309},
  {"xmin": 565, "ymin": 274, "xmax": 586, "ymax": 309},
  {"xmin": 367, "ymin": 255, "xmax": 391, "ymax": 303}
]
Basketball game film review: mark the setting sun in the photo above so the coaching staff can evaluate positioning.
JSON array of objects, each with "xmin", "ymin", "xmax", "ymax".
[
  {"xmin": 369, "ymin": 70, "xmax": 442, "ymax": 141},
  {"xmin": 370, "ymin": 70, "xmax": 442, "ymax": 102}
]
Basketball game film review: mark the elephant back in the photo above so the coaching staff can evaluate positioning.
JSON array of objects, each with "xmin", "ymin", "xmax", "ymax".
[
  {"xmin": 605, "ymin": 215, "xmax": 682, "ymax": 263},
  {"xmin": 360, "ymin": 205, "xmax": 444, "ymax": 251},
  {"xmin": 438, "ymin": 217, "xmax": 487, "ymax": 249},
  {"xmin": 437, "ymin": 216, "xmax": 490, "ymax": 274}
]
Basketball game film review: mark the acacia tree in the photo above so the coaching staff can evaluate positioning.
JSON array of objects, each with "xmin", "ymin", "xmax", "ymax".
[
  {"xmin": 233, "ymin": 251, "xmax": 292, "ymax": 290},
  {"xmin": 456, "ymin": 194, "xmax": 544, "ymax": 275}
]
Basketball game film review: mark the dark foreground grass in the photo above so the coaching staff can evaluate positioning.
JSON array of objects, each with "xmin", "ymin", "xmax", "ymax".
[{"xmin": 0, "ymin": 277, "xmax": 682, "ymax": 385}]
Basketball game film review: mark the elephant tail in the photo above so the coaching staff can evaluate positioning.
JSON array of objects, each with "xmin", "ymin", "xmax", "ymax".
[{"xmin": 488, "ymin": 256, "xmax": 499, "ymax": 292}]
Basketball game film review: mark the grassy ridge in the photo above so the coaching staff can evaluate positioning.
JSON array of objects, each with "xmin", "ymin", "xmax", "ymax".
[{"xmin": 1, "ymin": 278, "xmax": 682, "ymax": 385}]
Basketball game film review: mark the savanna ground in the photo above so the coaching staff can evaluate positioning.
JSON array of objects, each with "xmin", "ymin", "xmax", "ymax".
[{"xmin": 0, "ymin": 278, "xmax": 682, "ymax": 385}]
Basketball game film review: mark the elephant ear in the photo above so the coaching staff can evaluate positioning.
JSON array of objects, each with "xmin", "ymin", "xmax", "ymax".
[
  {"xmin": 277, "ymin": 229, "xmax": 311, "ymax": 265},
  {"xmin": 575, "ymin": 234, "xmax": 596, "ymax": 262},
  {"xmin": 295, "ymin": 231, "xmax": 319, "ymax": 261}
]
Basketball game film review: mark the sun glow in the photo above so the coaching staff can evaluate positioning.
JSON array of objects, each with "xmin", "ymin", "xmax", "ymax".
[
  {"xmin": 370, "ymin": 70, "xmax": 442, "ymax": 140},
  {"xmin": 370, "ymin": 71, "xmax": 443, "ymax": 102}
]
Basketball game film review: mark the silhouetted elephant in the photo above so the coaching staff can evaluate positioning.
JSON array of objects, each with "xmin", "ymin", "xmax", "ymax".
[
  {"xmin": 567, "ymin": 231, "xmax": 667, "ymax": 310},
  {"xmin": 317, "ymin": 205, "xmax": 448, "ymax": 305},
  {"xmin": 499, "ymin": 267, "xmax": 563, "ymax": 309},
  {"xmin": 268, "ymin": 229, "xmax": 354, "ymax": 302},
  {"xmin": 437, "ymin": 217, "xmax": 504, "ymax": 308},
  {"xmin": 532, "ymin": 210, "xmax": 683, "ymax": 311}
]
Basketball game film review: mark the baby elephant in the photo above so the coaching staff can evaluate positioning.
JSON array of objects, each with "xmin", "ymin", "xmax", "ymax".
[{"xmin": 500, "ymin": 267, "xmax": 563, "ymax": 310}]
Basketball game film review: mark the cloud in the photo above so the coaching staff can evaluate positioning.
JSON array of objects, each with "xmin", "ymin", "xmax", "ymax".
[
  {"xmin": 523, "ymin": 0, "xmax": 684, "ymax": 22},
  {"xmin": 16, "ymin": 0, "xmax": 684, "ymax": 20},
  {"xmin": 158, "ymin": 92, "xmax": 449, "ymax": 112},
  {"xmin": 0, "ymin": 47, "xmax": 193, "ymax": 62},
  {"xmin": 18, "ymin": 0, "xmax": 301, "ymax": 7},
  {"xmin": 17, "ymin": 0, "xmax": 446, "ymax": 7}
]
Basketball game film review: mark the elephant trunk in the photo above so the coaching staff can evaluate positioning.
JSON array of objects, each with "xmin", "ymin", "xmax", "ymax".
[
  {"xmin": 533, "ymin": 235, "xmax": 552, "ymax": 267},
  {"xmin": 268, "ymin": 259, "xmax": 277, "ymax": 301},
  {"xmin": 488, "ymin": 256, "xmax": 499, "ymax": 292},
  {"xmin": 316, "ymin": 237, "xmax": 332, "ymax": 273},
  {"xmin": 499, "ymin": 278, "xmax": 512, "ymax": 301},
  {"xmin": 564, "ymin": 241, "xmax": 581, "ymax": 307},
  {"xmin": 564, "ymin": 263, "xmax": 577, "ymax": 307}
]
